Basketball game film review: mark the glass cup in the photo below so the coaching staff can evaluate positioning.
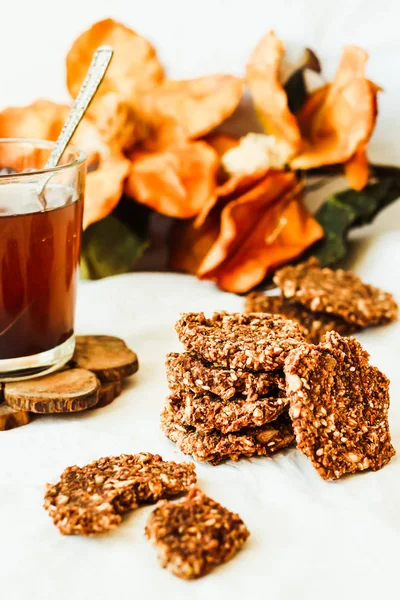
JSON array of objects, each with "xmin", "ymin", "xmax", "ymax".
[{"xmin": 0, "ymin": 139, "xmax": 86, "ymax": 381}]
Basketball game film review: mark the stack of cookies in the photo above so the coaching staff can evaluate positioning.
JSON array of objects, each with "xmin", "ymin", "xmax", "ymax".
[
  {"xmin": 245, "ymin": 257, "xmax": 398, "ymax": 343},
  {"xmin": 161, "ymin": 259, "xmax": 397, "ymax": 480},
  {"xmin": 161, "ymin": 312, "xmax": 305, "ymax": 464}
]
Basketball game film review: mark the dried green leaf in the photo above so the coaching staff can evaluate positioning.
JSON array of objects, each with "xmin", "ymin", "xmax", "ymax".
[
  {"xmin": 81, "ymin": 209, "xmax": 149, "ymax": 280},
  {"xmin": 312, "ymin": 177, "xmax": 400, "ymax": 266}
]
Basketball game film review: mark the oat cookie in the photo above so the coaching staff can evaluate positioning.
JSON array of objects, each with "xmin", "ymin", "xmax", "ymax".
[
  {"xmin": 274, "ymin": 257, "xmax": 398, "ymax": 327},
  {"xmin": 166, "ymin": 352, "xmax": 285, "ymax": 401},
  {"xmin": 165, "ymin": 390, "xmax": 288, "ymax": 433},
  {"xmin": 245, "ymin": 292, "xmax": 358, "ymax": 343},
  {"xmin": 285, "ymin": 331, "xmax": 395, "ymax": 480},
  {"xmin": 161, "ymin": 410, "xmax": 294, "ymax": 464},
  {"xmin": 145, "ymin": 487, "xmax": 250, "ymax": 579},
  {"xmin": 44, "ymin": 452, "xmax": 196, "ymax": 536},
  {"xmin": 175, "ymin": 312, "xmax": 305, "ymax": 372}
]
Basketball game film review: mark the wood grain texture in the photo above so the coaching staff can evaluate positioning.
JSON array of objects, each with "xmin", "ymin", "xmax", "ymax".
[
  {"xmin": 4, "ymin": 369, "xmax": 99, "ymax": 413},
  {"xmin": 71, "ymin": 335, "xmax": 139, "ymax": 382}
]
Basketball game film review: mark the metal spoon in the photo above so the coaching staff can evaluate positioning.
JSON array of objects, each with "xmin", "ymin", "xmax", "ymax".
[{"xmin": 37, "ymin": 45, "xmax": 114, "ymax": 207}]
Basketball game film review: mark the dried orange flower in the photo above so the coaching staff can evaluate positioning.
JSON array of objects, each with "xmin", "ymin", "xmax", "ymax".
[
  {"xmin": 247, "ymin": 33, "xmax": 379, "ymax": 189},
  {"xmin": 170, "ymin": 171, "xmax": 323, "ymax": 292},
  {"xmin": 0, "ymin": 22, "xmax": 383, "ymax": 288}
]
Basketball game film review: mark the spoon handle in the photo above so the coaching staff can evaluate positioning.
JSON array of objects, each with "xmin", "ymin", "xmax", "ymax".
[{"xmin": 44, "ymin": 45, "xmax": 113, "ymax": 169}]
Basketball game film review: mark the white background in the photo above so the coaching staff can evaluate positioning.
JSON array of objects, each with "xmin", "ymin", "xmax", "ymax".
[{"xmin": 1, "ymin": 0, "xmax": 400, "ymax": 164}]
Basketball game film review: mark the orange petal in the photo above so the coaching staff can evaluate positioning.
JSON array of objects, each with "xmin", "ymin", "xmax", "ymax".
[
  {"xmin": 138, "ymin": 75, "xmax": 244, "ymax": 139},
  {"xmin": 124, "ymin": 142, "xmax": 219, "ymax": 218},
  {"xmin": 84, "ymin": 92, "xmax": 147, "ymax": 152},
  {"xmin": 202, "ymin": 133, "xmax": 240, "ymax": 157},
  {"xmin": 246, "ymin": 31, "xmax": 301, "ymax": 153},
  {"xmin": 83, "ymin": 153, "xmax": 131, "ymax": 230},
  {"xmin": 0, "ymin": 100, "xmax": 106, "ymax": 165},
  {"xmin": 344, "ymin": 146, "xmax": 369, "ymax": 190},
  {"xmin": 198, "ymin": 171, "xmax": 298, "ymax": 276},
  {"xmin": 291, "ymin": 46, "xmax": 379, "ymax": 169},
  {"xmin": 194, "ymin": 171, "xmax": 266, "ymax": 228},
  {"xmin": 213, "ymin": 196, "xmax": 323, "ymax": 293},
  {"xmin": 169, "ymin": 217, "xmax": 220, "ymax": 274},
  {"xmin": 140, "ymin": 116, "xmax": 188, "ymax": 152},
  {"xmin": 66, "ymin": 19, "xmax": 164, "ymax": 101},
  {"xmin": 296, "ymin": 85, "xmax": 329, "ymax": 138}
]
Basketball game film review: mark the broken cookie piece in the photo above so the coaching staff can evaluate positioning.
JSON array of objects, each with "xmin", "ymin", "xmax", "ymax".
[
  {"xmin": 245, "ymin": 292, "xmax": 358, "ymax": 343},
  {"xmin": 145, "ymin": 487, "xmax": 250, "ymax": 579},
  {"xmin": 285, "ymin": 331, "xmax": 395, "ymax": 480},
  {"xmin": 44, "ymin": 452, "xmax": 196, "ymax": 536},
  {"xmin": 166, "ymin": 352, "xmax": 285, "ymax": 401},
  {"xmin": 274, "ymin": 257, "xmax": 398, "ymax": 327},
  {"xmin": 175, "ymin": 312, "xmax": 305, "ymax": 371},
  {"xmin": 161, "ymin": 410, "xmax": 294, "ymax": 464},
  {"xmin": 165, "ymin": 390, "xmax": 288, "ymax": 433}
]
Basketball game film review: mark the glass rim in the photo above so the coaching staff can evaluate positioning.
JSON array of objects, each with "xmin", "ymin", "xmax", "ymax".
[{"xmin": 0, "ymin": 138, "xmax": 87, "ymax": 179}]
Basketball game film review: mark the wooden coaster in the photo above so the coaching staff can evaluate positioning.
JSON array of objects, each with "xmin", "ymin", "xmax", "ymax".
[
  {"xmin": 1, "ymin": 335, "xmax": 138, "ymax": 425},
  {"xmin": 95, "ymin": 380, "xmax": 122, "ymax": 409},
  {"xmin": 0, "ymin": 403, "xmax": 31, "ymax": 431},
  {"xmin": 4, "ymin": 368, "xmax": 99, "ymax": 414},
  {"xmin": 71, "ymin": 335, "xmax": 139, "ymax": 382}
]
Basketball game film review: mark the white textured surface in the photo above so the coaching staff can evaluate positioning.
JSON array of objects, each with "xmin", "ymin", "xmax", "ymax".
[
  {"xmin": 1, "ymin": 226, "xmax": 400, "ymax": 599},
  {"xmin": 1, "ymin": 1, "xmax": 400, "ymax": 598}
]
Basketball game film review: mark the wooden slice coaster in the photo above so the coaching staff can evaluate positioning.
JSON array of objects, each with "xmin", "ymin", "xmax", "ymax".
[
  {"xmin": 0, "ymin": 403, "xmax": 31, "ymax": 431},
  {"xmin": 71, "ymin": 335, "xmax": 139, "ymax": 382},
  {"xmin": 95, "ymin": 380, "xmax": 122, "ymax": 409},
  {"xmin": 4, "ymin": 368, "xmax": 99, "ymax": 414}
]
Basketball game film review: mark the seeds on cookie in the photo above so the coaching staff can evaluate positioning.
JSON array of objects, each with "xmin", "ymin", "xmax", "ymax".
[
  {"xmin": 165, "ymin": 390, "xmax": 288, "ymax": 433},
  {"xmin": 44, "ymin": 452, "xmax": 196, "ymax": 535},
  {"xmin": 145, "ymin": 487, "xmax": 250, "ymax": 579},
  {"xmin": 161, "ymin": 410, "xmax": 294, "ymax": 465},
  {"xmin": 274, "ymin": 257, "xmax": 398, "ymax": 327},
  {"xmin": 166, "ymin": 352, "xmax": 285, "ymax": 401},
  {"xmin": 245, "ymin": 292, "xmax": 359, "ymax": 343},
  {"xmin": 284, "ymin": 331, "xmax": 395, "ymax": 480},
  {"xmin": 175, "ymin": 312, "xmax": 305, "ymax": 371}
]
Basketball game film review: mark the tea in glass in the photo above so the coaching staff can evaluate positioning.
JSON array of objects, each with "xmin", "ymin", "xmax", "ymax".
[{"xmin": 0, "ymin": 140, "xmax": 86, "ymax": 381}]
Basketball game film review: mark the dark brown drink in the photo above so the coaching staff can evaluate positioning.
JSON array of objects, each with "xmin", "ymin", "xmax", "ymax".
[{"xmin": 0, "ymin": 184, "xmax": 83, "ymax": 360}]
